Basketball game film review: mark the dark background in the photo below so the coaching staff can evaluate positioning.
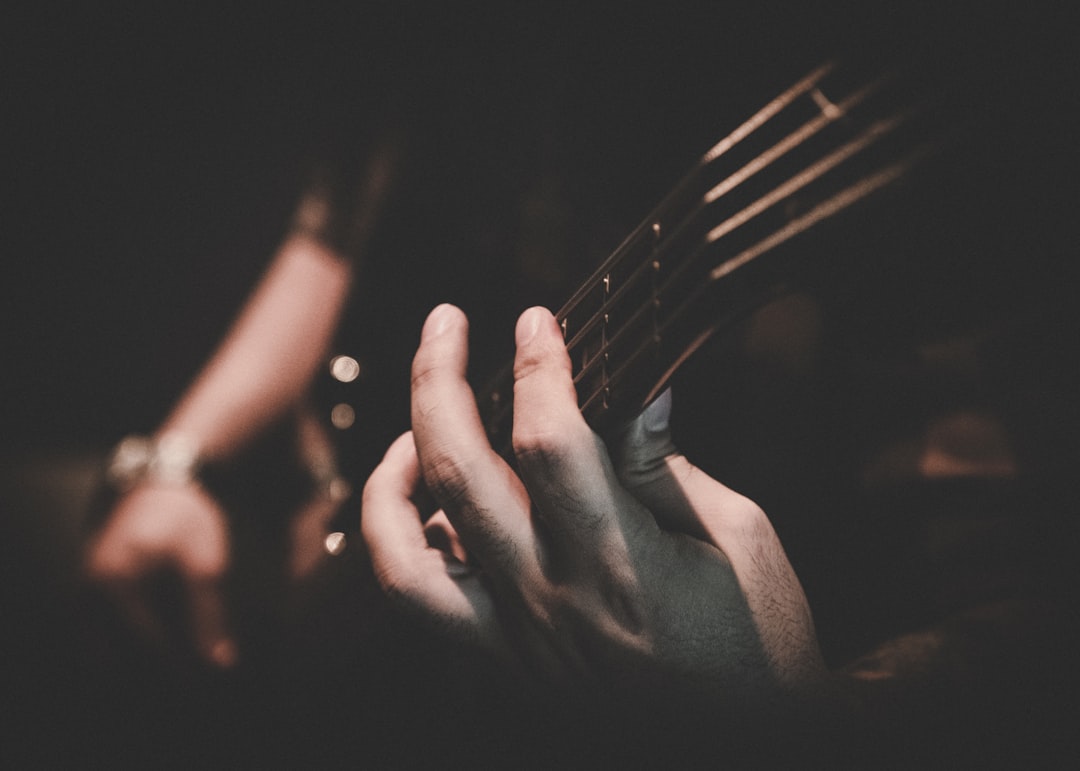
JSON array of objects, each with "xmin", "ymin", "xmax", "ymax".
[
  {"xmin": 3, "ymin": 2, "xmax": 1079, "ymax": 767},
  {"xmin": 7, "ymin": 1, "xmax": 1059, "ymax": 452},
  {"xmin": 3, "ymin": 2, "xmax": 1075, "ymax": 451}
]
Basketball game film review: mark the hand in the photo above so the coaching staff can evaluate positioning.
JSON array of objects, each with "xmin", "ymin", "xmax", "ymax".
[
  {"xmin": 361, "ymin": 304, "xmax": 826, "ymax": 709},
  {"xmin": 85, "ymin": 481, "xmax": 236, "ymax": 668}
]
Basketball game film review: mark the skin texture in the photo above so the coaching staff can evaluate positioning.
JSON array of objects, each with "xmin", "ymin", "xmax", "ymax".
[{"xmin": 361, "ymin": 304, "xmax": 826, "ymax": 710}]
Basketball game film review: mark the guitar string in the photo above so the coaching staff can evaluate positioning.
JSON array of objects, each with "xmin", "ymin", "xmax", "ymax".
[
  {"xmin": 481, "ymin": 63, "xmax": 842, "ymax": 423},
  {"xmin": 558, "ymin": 74, "xmax": 890, "ymax": 358},
  {"xmin": 558, "ymin": 60, "xmax": 945, "ymax": 358},
  {"xmin": 568, "ymin": 104, "xmax": 918, "ymax": 392},
  {"xmin": 566, "ymin": 61, "xmax": 965, "ymax": 396},
  {"xmin": 702, "ymin": 77, "xmax": 886, "ymax": 204},
  {"xmin": 481, "ymin": 143, "xmax": 922, "ymax": 441},
  {"xmin": 551, "ymin": 63, "xmax": 836, "ymax": 321},
  {"xmin": 576, "ymin": 153, "xmax": 925, "ymax": 417},
  {"xmin": 481, "ymin": 125, "xmax": 920, "ymax": 436},
  {"xmin": 479, "ymin": 74, "xmax": 833, "ymax": 434},
  {"xmin": 598, "ymin": 85, "xmax": 965, "ymax": 414},
  {"xmin": 481, "ymin": 78, "xmax": 911, "ymax": 436},
  {"xmin": 481, "ymin": 61, "xmax": 932, "ymax": 437},
  {"xmin": 563, "ymin": 108, "xmax": 905, "ymax": 384}
]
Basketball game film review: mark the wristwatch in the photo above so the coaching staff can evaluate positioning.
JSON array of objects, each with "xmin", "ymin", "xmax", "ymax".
[{"xmin": 105, "ymin": 432, "xmax": 202, "ymax": 491}]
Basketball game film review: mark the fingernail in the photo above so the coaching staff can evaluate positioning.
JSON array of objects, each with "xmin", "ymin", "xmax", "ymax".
[
  {"xmin": 515, "ymin": 306, "xmax": 548, "ymax": 347},
  {"xmin": 421, "ymin": 304, "xmax": 456, "ymax": 341}
]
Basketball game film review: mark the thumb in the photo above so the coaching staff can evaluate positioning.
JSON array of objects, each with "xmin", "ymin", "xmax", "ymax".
[
  {"xmin": 606, "ymin": 389, "xmax": 753, "ymax": 546},
  {"xmin": 606, "ymin": 388, "xmax": 678, "ymax": 492}
]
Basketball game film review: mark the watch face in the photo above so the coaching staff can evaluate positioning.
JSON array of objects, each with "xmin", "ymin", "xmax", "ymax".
[{"xmin": 105, "ymin": 433, "xmax": 200, "ymax": 490}]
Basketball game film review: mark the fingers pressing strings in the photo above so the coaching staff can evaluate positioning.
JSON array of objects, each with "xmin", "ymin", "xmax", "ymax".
[
  {"xmin": 409, "ymin": 304, "xmax": 538, "ymax": 585},
  {"xmin": 511, "ymin": 307, "xmax": 659, "ymax": 576}
]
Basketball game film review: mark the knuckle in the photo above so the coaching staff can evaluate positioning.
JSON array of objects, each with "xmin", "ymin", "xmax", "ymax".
[
  {"xmin": 511, "ymin": 426, "xmax": 560, "ymax": 461},
  {"xmin": 594, "ymin": 570, "xmax": 648, "ymax": 637},
  {"xmin": 409, "ymin": 352, "xmax": 442, "ymax": 393},
  {"xmin": 512, "ymin": 419, "xmax": 591, "ymax": 465},
  {"xmin": 513, "ymin": 327, "xmax": 580, "ymax": 382},
  {"xmin": 410, "ymin": 326, "xmax": 464, "ymax": 394},
  {"xmin": 512, "ymin": 337, "xmax": 570, "ymax": 381},
  {"xmin": 422, "ymin": 446, "xmax": 478, "ymax": 511}
]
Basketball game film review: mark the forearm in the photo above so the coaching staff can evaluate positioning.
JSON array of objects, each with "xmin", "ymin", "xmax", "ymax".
[{"xmin": 158, "ymin": 234, "xmax": 352, "ymax": 461}]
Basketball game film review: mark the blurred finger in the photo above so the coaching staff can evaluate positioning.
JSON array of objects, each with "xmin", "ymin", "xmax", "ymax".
[
  {"xmin": 185, "ymin": 576, "xmax": 236, "ymax": 668},
  {"xmin": 86, "ymin": 534, "xmax": 171, "ymax": 645}
]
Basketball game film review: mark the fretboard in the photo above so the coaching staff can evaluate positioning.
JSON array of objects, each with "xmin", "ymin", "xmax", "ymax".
[{"xmin": 478, "ymin": 56, "xmax": 958, "ymax": 453}]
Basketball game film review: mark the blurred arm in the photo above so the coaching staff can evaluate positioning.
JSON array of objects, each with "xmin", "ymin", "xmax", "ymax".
[{"xmin": 157, "ymin": 233, "xmax": 352, "ymax": 462}]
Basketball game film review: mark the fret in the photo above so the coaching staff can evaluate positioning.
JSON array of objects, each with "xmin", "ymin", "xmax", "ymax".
[
  {"xmin": 478, "ymin": 54, "xmax": 954, "ymax": 447},
  {"xmin": 700, "ymin": 63, "xmax": 835, "ymax": 164},
  {"xmin": 562, "ymin": 229, "xmax": 655, "ymax": 355},
  {"xmin": 548, "ymin": 66, "xmax": 838, "ymax": 332},
  {"xmin": 703, "ymin": 79, "xmax": 880, "ymax": 206},
  {"xmin": 560, "ymin": 70, "xmax": 906, "ymax": 372}
]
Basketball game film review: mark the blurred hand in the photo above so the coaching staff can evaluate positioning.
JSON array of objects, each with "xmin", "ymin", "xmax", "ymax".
[
  {"xmin": 86, "ymin": 481, "xmax": 236, "ymax": 668},
  {"xmin": 362, "ymin": 304, "xmax": 825, "ymax": 707}
]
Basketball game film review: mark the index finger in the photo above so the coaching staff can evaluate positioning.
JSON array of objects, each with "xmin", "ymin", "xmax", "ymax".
[{"xmin": 409, "ymin": 304, "xmax": 538, "ymax": 582}]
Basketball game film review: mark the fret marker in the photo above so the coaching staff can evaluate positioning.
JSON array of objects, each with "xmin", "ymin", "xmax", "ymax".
[
  {"xmin": 652, "ymin": 222, "xmax": 661, "ymax": 239},
  {"xmin": 652, "ymin": 259, "xmax": 660, "ymax": 272}
]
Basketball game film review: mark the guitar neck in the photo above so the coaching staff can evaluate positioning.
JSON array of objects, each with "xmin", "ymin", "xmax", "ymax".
[{"xmin": 478, "ymin": 56, "xmax": 958, "ymax": 453}]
